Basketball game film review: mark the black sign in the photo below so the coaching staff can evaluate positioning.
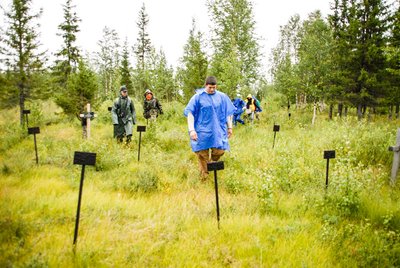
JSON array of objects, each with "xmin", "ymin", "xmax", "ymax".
[
  {"xmin": 207, "ymin": 161, "xmax": 224, "ymax": 171},
  {"xmin": 80, "ymin": 112, "xmax": 95, "ymax": 119},
  {"xmin": 28, "ymin": 127, "xmax": 40, "ymax": 134},
  {"xmin": 273, "ymin": 124, "xmax": 280, "ymax": 132},
  {"xmin": 137, "ymin": 125, "xmax": 146, "ymax": 132},
  {"xmin": 324, "ymin": 150, "xmax": 336, "ymax": 159},
  {"xmin": 23, "ymin": 109, "xmax": 31, "ymax": 114},
  {"xmin": 73, "ymin": 151, "xmax": 96, "ymax": 166}
]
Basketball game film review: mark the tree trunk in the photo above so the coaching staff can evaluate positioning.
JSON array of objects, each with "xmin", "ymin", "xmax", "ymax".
[
  {"xmin": 362, "ymin": 104, "xmax": 367, "ymax": 115},
  {"xmin": 396, "ymin": 104, "xmax": 399, "ymax": 119},
  {"xmin": 19, "ymin": 82, "xmax": 25, "ymax": 126},
  {"xmin": 312, "ymin": 101, "xmax": 317, "ymax": 125},
  {"xmin": 329, "ymin": 103, "xmax": 333, "ymax": 120},
  {"xmin": 389, "ymin": 105, "xmax": 393, "ymax": 120},
  {"xmin": 344, "ymin": 106, "xmax": 348, "ymax": 117},
  {"xmin": 367, "ymin": 106, "xmax": 372, "ymax": 122},
  {"xmin": 357, "ymin": 104, "xmax": 363, "ymax": 120},
  {"xmin": 338, "ymin": 102, "xmax": 343, "ymax": 118}
]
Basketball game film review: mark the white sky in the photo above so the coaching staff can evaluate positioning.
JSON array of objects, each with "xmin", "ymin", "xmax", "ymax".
[{"xmin": 1, "ymin": 0, "xmax": 332, "ymax": 70}]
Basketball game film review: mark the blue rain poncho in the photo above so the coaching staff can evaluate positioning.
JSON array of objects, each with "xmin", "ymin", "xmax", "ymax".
[{"xmin": 184, "ymin": 89, "xmax": 235, "ymax": 152}]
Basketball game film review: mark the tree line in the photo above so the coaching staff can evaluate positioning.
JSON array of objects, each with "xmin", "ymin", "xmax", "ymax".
[
  {"xmin": 0, "ymin": 0, "xmax": 261, "ymax": 126},
  {"xmin": 0, "ymin": 0, "xmax": 399, "ymax": 126},
  {"xmin": 271, "ymin": 0, "xmax": 400, "ymax": 121}
]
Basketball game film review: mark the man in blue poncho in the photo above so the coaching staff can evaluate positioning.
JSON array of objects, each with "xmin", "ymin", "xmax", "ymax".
[{"xmin": 184, "ymin": 76, "xmax": 235, "ymax": 180}]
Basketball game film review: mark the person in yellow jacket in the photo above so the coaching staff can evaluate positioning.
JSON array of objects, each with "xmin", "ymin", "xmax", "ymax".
[{"xmin": 245, "ymin": 94, "xmax": 256, "ymax": 121}]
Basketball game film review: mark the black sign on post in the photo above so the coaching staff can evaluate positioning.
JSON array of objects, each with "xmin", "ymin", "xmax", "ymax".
[
  {"xmin": 207, "ymin": 161, "xmax": 224, "ymax": 229},
  {"xmin": 323, "ymin": 150, "xmax": 336, "ymax": 188},
  {"xmin": 137, "ymin": 126, "xmax": 146, "ymax": 161},
  {"xmin": 23, "ymin": 109, "xmax": 30, "ymax": 127},
  {"xmin": 272, "ymin": 124, "xmax": 280, "ymax": 149},
  {"xmin": 28, "ymin": 127, "xmax": 40, "ymax": 164},
  {"xmin": 73, "ymin": 151, "xmax": 96, "ymax": 245}
]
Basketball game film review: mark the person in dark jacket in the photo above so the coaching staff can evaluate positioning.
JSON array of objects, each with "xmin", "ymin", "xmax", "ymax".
[
  {"xmin": 111, "ymin": 85, "xmax": 136, "ymax": 144},
  {"xmin": 143, "ymin": 89, "xmax": 163, "ymax": 120}
]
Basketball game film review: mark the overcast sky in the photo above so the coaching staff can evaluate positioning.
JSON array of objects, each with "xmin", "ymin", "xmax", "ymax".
[{"xmin": 2, "ymin": 0, "xmax": 332, "ymax": 69}]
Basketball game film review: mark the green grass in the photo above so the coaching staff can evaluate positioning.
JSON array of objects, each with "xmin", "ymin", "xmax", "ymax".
[{"xmin": 1, "ymin": 97, "xmax": 400, "ymax": 267}]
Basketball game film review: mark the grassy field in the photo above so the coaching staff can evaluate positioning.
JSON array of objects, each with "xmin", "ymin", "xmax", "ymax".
[{"xmin": 1, "ymin": 94, "xmax": 400, "ymax": 267}]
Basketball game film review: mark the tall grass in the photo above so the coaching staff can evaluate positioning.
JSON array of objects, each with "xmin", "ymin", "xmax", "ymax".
[{"xmin": 1, "ymin": 97, "xmax": 399, "ymax": 267}]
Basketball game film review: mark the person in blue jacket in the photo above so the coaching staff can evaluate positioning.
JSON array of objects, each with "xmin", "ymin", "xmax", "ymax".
[
  {"xmin": 232, "ymin": 94, "xmax": 245, "ymax": 126},
  {"xmin": 184, "ymin": 76, "xmax": 235, "ymax": 180}
]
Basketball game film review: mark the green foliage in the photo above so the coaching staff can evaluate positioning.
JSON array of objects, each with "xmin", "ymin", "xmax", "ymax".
[
  {"xmin": 148, "ymin": 49, "xmax": 176, "ymax": 101},
  {"xmin": 0, "ymin": 71, "xmax": 18, "ymax": 108},
  {"xmin": 119, "ymin": 39, "xmax": 133, "ymax": 92},
  {"xmin": 256, "ymin": 175, "xmax": 275, "ymax": 212},
  {"xmin": 1, "ymin": 94, "xmax": 399, "ymax": 266},
  {"xmin": 208, "ymin": 0, "xmax": 261, "ymax": 89},
  {"xmin": 1, "ymin": 0, "xmax": 46, "ymax": 125},
  {"xmin": 176, "ymin": 19, "xmax": 208, "ymax": 103},
  {"xmin": 55, "ymin": 60, "xmax": 98, "ymax": 116},
  {"xmin": 134, "ymin": 170, "xmax": 159, "ymax": 193},
  {"xmin": 94, "ymin": 26, "xmax": 121, "ymax": 100},
  {"xmin": 53, "ymin": 0, "xmax": 81, "ymax": 87}
]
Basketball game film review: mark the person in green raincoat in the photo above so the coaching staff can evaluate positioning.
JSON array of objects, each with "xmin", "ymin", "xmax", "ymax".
[{"xmin": 111, "ymin": 85, "xmax": 136, "ymax": 144}]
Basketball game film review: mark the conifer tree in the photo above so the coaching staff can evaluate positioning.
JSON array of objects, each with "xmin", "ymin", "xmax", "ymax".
[
  {"xmin": 1, "ymin": 0, "xmax": 46, "ymax": 125},
  {"xmin": 149, "ymin": 49, "xmax": 176, "ymax": 101},
  {"xmin": 54, "ymin": 0, "xmax": 81, "ymax": 86},
  {"xmin": 177, "ymin": 19, "xmax": 208, "ymax": 102},
  {"xmin": 329, "ymin": 0, "xmax": 389, "ymax": 119},
  {"xmin": 119, "ymin": 38, "xmax": 133, "ymax": 94},
  {"xmin": 133, "ymin": 3, "xmax": 152, "ymax": 98},
  {"xmin": 386, "ymin": 1, "xmax": 400, "ymax": 118},
  {"xmin": 56, "ymin": 60, "xmax": 98, "ymax": 117}
]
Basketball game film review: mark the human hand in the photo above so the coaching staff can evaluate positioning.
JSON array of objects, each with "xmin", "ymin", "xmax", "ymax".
[
  {"xmin": 189, "ymin": 130, "xmax": 198, "ymax": 141},
  {"xmin": 228, "ymin": 128, "xmax": 233, "ymax": 138}
]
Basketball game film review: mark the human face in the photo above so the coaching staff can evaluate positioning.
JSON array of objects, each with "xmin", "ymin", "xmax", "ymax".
[
  {"xmin": 205, "ymin": 84, "xmax": 217, "ymax": 94},
  {"xmin": 121, "ymin": 90, "xmax": 128, "ymax": 96}
]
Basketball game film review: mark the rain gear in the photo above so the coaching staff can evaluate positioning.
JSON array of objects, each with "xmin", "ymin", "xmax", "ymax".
[
  {"xmin": 232, "ymin": 97, "xmax": 246, "ymax": 125},
  {"xmin": 143, "ymin": 89, "xmax": 163, "ymax": 119},
  {"xmin": 111, "ymin": 94, "xmax": 136, "ymax": 138},
  {"xmin": 184, "ymin": 89, "xmax": 235, "ymax": 152}
]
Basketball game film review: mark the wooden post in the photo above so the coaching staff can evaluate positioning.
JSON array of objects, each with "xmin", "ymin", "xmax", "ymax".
[
  {"xmin": 389, "ymin": 128, "xmax": 400, "ymax": 185},
  {"xmin": 86, "ymin": 103, "xmax": 91, "ymax": 139},
  {"xmin": 79, "ymin": 103, "xmax": 95, "ymax": 139}
]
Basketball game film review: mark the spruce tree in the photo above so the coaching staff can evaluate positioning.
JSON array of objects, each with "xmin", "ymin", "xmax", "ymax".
[
  {"xmin": 329, "ymin": 0, "xmax": 389, "ymax": 119},
  {"xmin": 119, "ymin": 38, "xmax": 133, "ymax": 94},
  {"xmin": 149, "ymin": 49, "xmax": 176, "ymax": 101},
  {"xmin": 1, "ymin": 0, "xmax": 46, "ymax": 125},
  {"xmin": 386, "ymin": 1, "xmax": 400, "ymax": 118},
  {"xmin": 177, "ymin": 19, "xmax": 208, "ymax": 102},
  {"xmin": 133, "ymin": 3, "xmax": 152, "ymax": 98},
  {"xmin": 54, "ymin": 0, "xmax": 81, "ymax": 86},
  {"xmin": 56, "ymin": 60, "xmax": 98, "ymax": 117}
]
